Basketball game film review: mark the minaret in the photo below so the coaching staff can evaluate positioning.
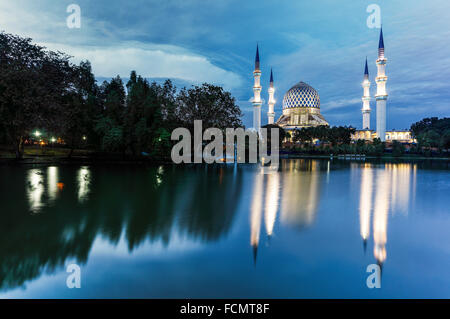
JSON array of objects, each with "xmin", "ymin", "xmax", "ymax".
[
  {"xmin": 252, "ymin": 44, "xmax": 262, "ymax": 134},
  {"xmin": 362, "ymin": 58, "xmax": 371, "ymax": 130},
  {"xmin": 267, "ymin": 68, "xmax": 275, "ymax": 125},
  {"xmin": 375, "ymin": 27, "xmax": 388, "ymax": 141}
]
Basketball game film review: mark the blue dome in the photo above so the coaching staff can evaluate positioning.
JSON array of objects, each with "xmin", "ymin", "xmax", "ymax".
[{"xmin": 282, "ymin": 82, "xmax": 320, "ymax": 109}]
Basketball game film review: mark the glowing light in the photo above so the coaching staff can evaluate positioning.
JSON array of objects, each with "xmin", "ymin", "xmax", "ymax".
[
  {"xmin": 34, "ymin": 130, "xmax": 41, "ymax": 137},
  {"xmin": 264, "ymin": 173, "xmax": 280, "ymax": 237},
  {"xmin": 359, "ymin": 164, "xmax": 373, "ymax": 241},
  {"xmin": 77, "ymin": 167, "xmax": 91, "ymax": 203},
  {"xmin": 27, "ymin": 169, "xmax": 44, "ymax": 213},
  {"xmin": 250, "ymin": 173, "xmax": 264, "ymax": 249},
  {"xmin": 51, "ymin": 137, "xmax": 56, "ymax": 143},
  {"xmin": 373, "ymin": 169, "xmax": 390, "ymax": 264},
  {"xmin": 47, "ymin": 167, "xmax": 59, "ymax": 201}
]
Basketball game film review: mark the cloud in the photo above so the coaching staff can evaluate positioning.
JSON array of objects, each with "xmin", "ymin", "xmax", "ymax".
[
  {"xmin": 0, "ymin": 1, "xmax": 242, "ymax": 91},
  {"xmin": 40, "ymin": 42, "xmax": 242, "ymax": 90},
  {"xmin": 321, "ymin": 98, "xmax": 361, "ymax": 111}
]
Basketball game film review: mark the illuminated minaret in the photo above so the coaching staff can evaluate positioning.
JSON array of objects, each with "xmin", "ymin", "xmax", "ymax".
[
  {"xmin": 252, "ymin": 44, "xmax": 262, "ymax": 134},
  {"xmin": 362, "ymin": 58, "xmax": 371, "ymax": 130},
  {"xmin": 375, "ymin": 27, "xmax": 388, "ymax": 141},
  {"xmin": 267, "ymin": 68, "xmax": 275, "ymax": 125}
]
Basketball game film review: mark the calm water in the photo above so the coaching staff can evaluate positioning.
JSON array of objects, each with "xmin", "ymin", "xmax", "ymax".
[{"xmin": 0, "ymin": 159, "xmax": 449, "ymax": 298}]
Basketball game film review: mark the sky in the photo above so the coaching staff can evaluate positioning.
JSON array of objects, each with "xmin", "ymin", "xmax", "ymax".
[{"xmin": 0, "ymin": 0, "xmax": 449, "ymax": 129}]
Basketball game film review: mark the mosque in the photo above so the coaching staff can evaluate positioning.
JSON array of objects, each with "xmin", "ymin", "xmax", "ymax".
[{"xmin": 251, "ymin": 28, "xmax": 415, "ymax": 143}]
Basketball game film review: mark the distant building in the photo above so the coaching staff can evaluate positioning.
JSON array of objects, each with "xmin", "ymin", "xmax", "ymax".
[{"xmin": 352, "ymin": 129, "xmax": 416, "ymax": 143}]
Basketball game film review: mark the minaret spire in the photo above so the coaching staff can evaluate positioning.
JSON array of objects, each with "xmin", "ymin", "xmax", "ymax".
[
  {"xmin": 255, "ymin": 44, "xmax": 260, "ymax": 70},
  {"xmin": 252, "ymin": 44, "xmax": 262, "ymax": 133},
  {"xmin": 375, "ymin": 27, "xmax": 388, "ymax": 141},
  {"xmin": 378, "ymin": 26, "xmax": 385, "ymax": 59},
  {"xmin": 270, "ymin": 68, "xmax": 273, "ymax": 86},
  {"xmin": 362, "ymin": 57, "xmax": 371, "ymax": 130},
  {"xmin": 267, "ymin": 68, "xmax": 275, "ymax": 124},
  {"xmin": 364, "ymin": 57, "xmax": 369, "ymax": 79}
]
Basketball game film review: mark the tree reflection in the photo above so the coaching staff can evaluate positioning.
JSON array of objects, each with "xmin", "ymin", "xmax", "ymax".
[{"xmin": 0, "ymin": 164, "xmax": 243, "ymax": 290}]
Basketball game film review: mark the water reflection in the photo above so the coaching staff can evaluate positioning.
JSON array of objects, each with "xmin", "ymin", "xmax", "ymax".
[
  {"xmin": 250, "ymin": 170, "xmax": 264, "ymax": 263},
  {"xmin": 373, "ymin": 169, "xmax": 389, "ymax": 265},
  {"xmin": 248, "ymin": 159, "xmax": 325, "ymax": 264},
  {"xmin": 0, "ymin": 165, "xmax": 243, "ymax": 291},
  {"xmin": 26, "ymin": 169, "xmax": 44, "ymax": 213},
  {"xmin": 264, "ymin": 173, "xmax": 280, "ymax": 238},
  {"xmin": 47, "ymin": 167, "xmax": 59, "ymax": 202},
  {"xmin": 359, "ymin": 164, "xmax": 373, "ymax": 249},
  {"xmin": 77, "ymin": 167, "xmax": 91, "ymax": 203},
  {"xmin": 280, "ymin": 160, "xmax": 322, "ymax": 228},
  {"xmin": 0, "ymin": 160, "xmax": 428, "ymax": 296},
  {"xmin": 357, "ymin": 163, "xmax": 417, "ymax": 266}
]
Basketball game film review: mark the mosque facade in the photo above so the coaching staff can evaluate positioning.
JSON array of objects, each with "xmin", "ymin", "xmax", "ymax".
[{"xmin": 251, "ymin": 28, "xmax": 415, "ymax": 143}]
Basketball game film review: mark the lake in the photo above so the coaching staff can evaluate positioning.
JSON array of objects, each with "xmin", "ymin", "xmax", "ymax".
[{"xmin": 0, "ymin": 159, "xmax": 449, "ymax": 298}]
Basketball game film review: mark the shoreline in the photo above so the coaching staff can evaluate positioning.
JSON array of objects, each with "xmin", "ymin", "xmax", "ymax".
[{"xmin": 0, "ymin": 154, "xmax": 449, "ymax": 166}]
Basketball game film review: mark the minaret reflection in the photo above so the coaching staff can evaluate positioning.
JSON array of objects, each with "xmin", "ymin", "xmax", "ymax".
[
  {"xmin": 250, "ymin": 170, "xmax": 264, "ymax": 265},
  {"xmin": 373, "ymin": 169, "xmax": 390, "ymax": 266},
  {"xmin": 359, "ymin": 164, "xmax": 373, "ymax": 252},
  {"xmin": 47, "ymin": 166, "xmax": 59, "ymax": 202},
  {"xmin": 264, "ymin": 172, "xmax": 280, "ymax": 238},
  {"xmin": 249, "ymin": 160, "xmax": 322, "ymax": 265},
  {"xmin": 27, "ymin": 168, "xmax": 45, "ymax": 213},
  {"xmin": 358, "ymin": 162, "xmax": 416, "ymax": 267}
]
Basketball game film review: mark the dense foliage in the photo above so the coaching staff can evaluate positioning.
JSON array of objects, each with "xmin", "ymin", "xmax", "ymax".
[
  {"xmin": 292, "ymin": 125, "xmax": 356, "ymax": 146},
  {"xmin": 410, "ymin": 117, "xmax": 450, "ymax": 150},
  {"xmin": 0, "ymin": 32, "xmax": 243, "ymax": 159}
]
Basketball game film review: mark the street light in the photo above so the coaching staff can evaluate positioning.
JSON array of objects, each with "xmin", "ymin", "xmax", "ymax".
[{"xmin": 34, "ymin": 130, "xmax": 41, "ymax": 138}]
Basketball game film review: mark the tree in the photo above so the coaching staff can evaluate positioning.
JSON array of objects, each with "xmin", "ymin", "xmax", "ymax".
[
  {"xmin": 371, "ymin": 138, "xmax": 385, "ymax": 156},
  {"xmin": 392, "ymin": 141, "xmax": 405, "ymax": 157},
  {"xmin": 94, "ymin": 76, "xmax": 126, "ymax": 152},
  {"xmin": 0, "ymin": 32, "xmax": 76, "ymax": 159},
  {"xmin": 440, "ymin": 129, "xmax": 450, "ymax": 150},
  {"xmin": 411, "ymin": 117, "xmax": 450, "ymax": 153},
  {"xmin": 175, "ymin": 83, "xmax": 243, "ymax": 130},
  {"xmin": 62, "ymin": 60, "xmax": 99, "ymax": 157},
  {"xmin": 293, "ymin": 128, "xmax": 312, "ymax": 145},
  {"xmin": 124, "ymin": 71, "xmax": 162, "ymax": 156}
]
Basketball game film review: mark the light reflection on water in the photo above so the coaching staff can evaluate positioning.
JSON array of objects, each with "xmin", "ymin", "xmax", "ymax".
[
  {"xmin": 77, "ymin": 167, "xmax": 91, "ymax": 203},
  {"xmin": 1, "ymin": 159, "xmax": 450, "ymax": 298},
  {"xmin": 26, "ymin": 169, "xmax": 45, "ymax": 213}
]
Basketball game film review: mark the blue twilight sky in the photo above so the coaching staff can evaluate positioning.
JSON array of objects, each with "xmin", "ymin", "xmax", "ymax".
[{"xmin": 1, "ymin": 0, "xmax": 449, "ymax": 129}]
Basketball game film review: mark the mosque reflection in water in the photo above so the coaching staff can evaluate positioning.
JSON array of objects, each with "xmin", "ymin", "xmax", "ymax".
[
  {"xmin": 0, "ymin": 159, "xmax": 419, "ymax": 292},
  {"xmin": 356, "ymin": 162, "xmax": 416, "ymax": 266},
  {"xmin": 249, "ymin": 160, "xmax": 417, "ymax": 267}
]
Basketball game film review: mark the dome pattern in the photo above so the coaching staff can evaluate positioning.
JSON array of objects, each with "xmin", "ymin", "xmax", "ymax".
[{"xmin": 282, "ymin": 82, "xmax": 320, "ymax": 109}]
